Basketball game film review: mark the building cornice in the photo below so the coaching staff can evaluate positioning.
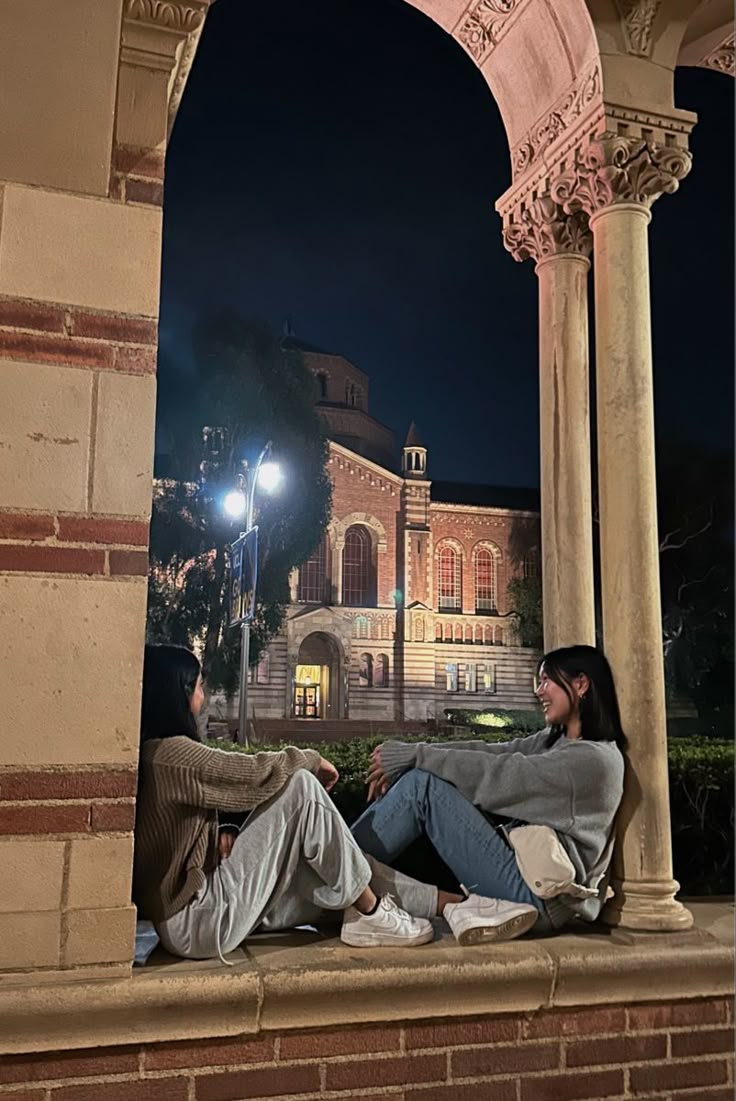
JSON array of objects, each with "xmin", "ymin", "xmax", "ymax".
[
  {"xmin": 430, "ymin": 502, "xmax": 539, "ymax": 519},
  {"xmin": 328, "ymin": 441, "xmax": 403, "ymax": 486}
]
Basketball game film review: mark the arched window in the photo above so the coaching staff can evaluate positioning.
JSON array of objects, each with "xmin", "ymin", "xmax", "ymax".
[
  {"xmin": 415, "ymin": 616, "xmax": 425, "ymax": 642},
  {"xmin": 371, "ymin": 618, "xmax": 380, "ymax": 640},
  {"xmin": 375, "ymin": 654, "xmax": 389, "ymax": 688},
  {"xmin": 437, "ymin": 545, "xmax": 461, "ymax": 610},
  {"xmin": 475, "ymin": 547, "xmax": 498, "ymax": 612},
  {"xmin": 298, "ymin": 535, "xmax": 328, "ymax": 603},
  {"xmin": 343, "ymin": 525, "xmax": 374, "ymax": 606},
  {"xmin": 358, "ymin": 652, "xmax": 373, "ymax": 687},
  {"xmin": 444, "ymin": 622, "xmax": 452, "ymax": 642},
  {"xmin": 315, "ymin": 371, "xmax": 328, "ymax": 399},
  {"xmin": 474, "ymin": 625, "xmax": 483, "ymax": 644},
  {"xmin": 484, "ymin": 625, "xmax": 493, "ymax": 645},
  {"xmin": 495, "ymin": 626, "xmax": 505, "ymax": 646},
  {"xmin": 523, "ymin": 549, "xmax": 539, "ymax": 578},
  {"xmin": 380, "ymin": 616, "xmax": 391, "ymax": 640},
  {"xmin": 454, "ymin": 624, "xmax": 463, "ymax": 643},
  {"xmin": 465, "ymin": 624, "xmax": 473, "ymax": 643},
  {"xmin": 435, "ymin": 622, "xmax": 443, "ymax": 641}
]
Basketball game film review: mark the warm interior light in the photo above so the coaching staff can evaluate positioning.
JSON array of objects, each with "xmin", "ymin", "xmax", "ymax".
[
  {"xmin": 223, "ymin": 490, "xmax": 246, "ymax": 519},
  {"xmin": 257, "ymin": 461, "xmax": 282, "ymax": 492}
]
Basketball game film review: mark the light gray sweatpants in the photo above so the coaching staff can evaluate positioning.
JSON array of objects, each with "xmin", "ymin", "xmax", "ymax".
[{"xmin": 157, "ymin": 769, "xmax": 438, "ymax": 960}]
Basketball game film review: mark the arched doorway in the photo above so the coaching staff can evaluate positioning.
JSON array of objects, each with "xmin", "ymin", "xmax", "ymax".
[{"xmin": 293, "ymin": 631, "xmax": 342, "ymax": 719}]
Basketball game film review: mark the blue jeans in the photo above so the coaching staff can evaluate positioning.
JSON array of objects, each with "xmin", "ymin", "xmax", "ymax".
[{"xmin": 351, "ymin": 769, "xmax": 554, "ymax": 934}]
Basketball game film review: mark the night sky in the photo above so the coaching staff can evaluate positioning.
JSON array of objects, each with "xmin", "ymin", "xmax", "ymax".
[{"xmin": 159, "ymin": 0, "xmax": 734, "ymax": 489}]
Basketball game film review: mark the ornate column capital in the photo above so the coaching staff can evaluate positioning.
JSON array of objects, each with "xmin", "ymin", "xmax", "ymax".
[
  {"xmin": 551, "ymin": 136, "xmax": 692, "ymax": 218},
  {"xmin": 502, "ymin": 196, "xmax": 592, "ymax": 265}
]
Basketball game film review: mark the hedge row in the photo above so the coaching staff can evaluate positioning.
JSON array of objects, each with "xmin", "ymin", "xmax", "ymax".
[{"xmin": 213, "ymin": 727, "xmax": 734, "ymax": 896}]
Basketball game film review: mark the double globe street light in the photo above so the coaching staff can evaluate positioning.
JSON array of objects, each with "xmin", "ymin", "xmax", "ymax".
[{"xmin": 222, "ymin": 442, "xmax": 282, "ymax": 746}]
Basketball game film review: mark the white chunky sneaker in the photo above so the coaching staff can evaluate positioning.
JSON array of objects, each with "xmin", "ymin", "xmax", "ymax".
[
  {"xmin": 340, "ymin": 895, "xmax": 434, "ymax": 947},
  {"xmin": 444, "ymin": 894, "xmax": 539, "ymax": 946}
]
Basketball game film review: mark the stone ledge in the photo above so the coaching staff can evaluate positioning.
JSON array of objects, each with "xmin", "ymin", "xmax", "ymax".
[{"xmin": 0, "ymin": 900, "xmax": 732, "ymax": 1054}]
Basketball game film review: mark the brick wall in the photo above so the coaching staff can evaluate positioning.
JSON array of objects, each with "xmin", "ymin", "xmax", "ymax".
[
  {"xmin": 1, "ymin": 998, "xmax": 731, "ymax": 1100},
  {"xmin": 430, "ymin": 507, "xmax": 522, "ymax": 616},
  {"xmin": 0, "ymin": 0, "xmax": 173, "ymax": 975}
]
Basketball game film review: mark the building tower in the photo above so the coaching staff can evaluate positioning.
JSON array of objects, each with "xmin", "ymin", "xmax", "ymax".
[
  {"xmin": 402, "ymin": 421, "xmax": 427, "ymax": 479},
  {"xmin": 400, "ymin": 423, "xmax": 431, "ymax": 608}
]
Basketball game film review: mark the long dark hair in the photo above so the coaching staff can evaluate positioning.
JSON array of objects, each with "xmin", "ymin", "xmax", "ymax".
[
  {"xmin": 541, "ymin": 645, "xmax": 627, "ymax": 752},
  {"xmin": 140, "ymin": 644, "xmax": 201, "ymax": 744}
]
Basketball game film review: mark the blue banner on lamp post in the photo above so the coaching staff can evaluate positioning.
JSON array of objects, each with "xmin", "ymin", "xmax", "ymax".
[{"xmin": 228, "ymin": 526, "xmax": 258, "ymax": 627}]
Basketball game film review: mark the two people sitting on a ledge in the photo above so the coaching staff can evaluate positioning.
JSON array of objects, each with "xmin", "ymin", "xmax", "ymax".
[{"xmin": 133, "ymin": 643, "xmax": 625, "ymax": 961}]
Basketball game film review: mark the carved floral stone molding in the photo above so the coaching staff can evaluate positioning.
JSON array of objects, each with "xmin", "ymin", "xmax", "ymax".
[
  {"xmin": 502, "ymin": 198, "xmax": 592, "ymax": 264},
  {"xmin": 702, "ymin": 32, "xmax": 735, "ymax": 76},
  {"xmin": 551, "ymin": 136, "xmax": 692, "ymax": 216},
  {"xmin": 614, "ymin": 0, "xmax": 661, "ymax": 57},
  {"xmin": 513, "ymin": 63, "xmax": 601, "ymax": 177},
  {"xmin": 124, "ymin": 0, "xmax": 208, "ymax": 32},
  {"xmin": 121, "ymin": 0, "xmax": 213, "ymax": 137},
  {"xmin": 455, "ymin": 0, "xmax": 521, "ymax": 64}
]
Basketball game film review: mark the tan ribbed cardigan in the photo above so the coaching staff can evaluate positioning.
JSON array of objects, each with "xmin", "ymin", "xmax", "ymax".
[{"xmin": 133, "ymin": 736, "xmax": 321, "ymax": 922}]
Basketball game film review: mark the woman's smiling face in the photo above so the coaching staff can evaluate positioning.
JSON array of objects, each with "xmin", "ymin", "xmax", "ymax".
[{"xmin": 535, "ymin": 665, "xmax": 575, "ymax": 726}]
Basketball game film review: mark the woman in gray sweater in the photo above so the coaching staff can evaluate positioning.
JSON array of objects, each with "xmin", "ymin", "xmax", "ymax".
[{"xmin": 351, "ymin": 645, "xmax": 626, "ymax": 937}]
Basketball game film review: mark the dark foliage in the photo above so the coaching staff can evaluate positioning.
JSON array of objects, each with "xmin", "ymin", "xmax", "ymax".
[{"xmin": 148, "ymin": 315, "xmax": 332, "ymax": 691}]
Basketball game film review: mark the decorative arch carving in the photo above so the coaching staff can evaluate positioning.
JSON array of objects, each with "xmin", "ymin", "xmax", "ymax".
[{"xmin": 329, "ymin": 512, "xmax": 388, "ymax": 553}]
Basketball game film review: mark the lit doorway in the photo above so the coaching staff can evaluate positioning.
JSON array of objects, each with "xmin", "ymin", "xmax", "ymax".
[{"xmin": 293, "ymin": 631, "xmax": 342, "ymax": 719}]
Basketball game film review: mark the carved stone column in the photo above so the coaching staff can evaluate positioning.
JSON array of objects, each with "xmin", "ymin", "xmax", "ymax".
[
  {"xmin": 555, "ymin": 137, "xmax": 693, "ymax": 930},
  {"xmin": 503, "ymin": 199, "xmax": 596, "ymax": 651}
]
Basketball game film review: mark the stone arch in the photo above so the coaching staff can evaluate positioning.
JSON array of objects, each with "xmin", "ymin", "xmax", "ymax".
[
  {"xmin": 328, "ymin": 512, "xmax": 386, "ymax": 607},
  {"xmin": 435, "ymin": 536, "xmax": 465, "ymax": 612},
  {"xmin": 407, "ymin": 0, "xmax": 604, "ymax": 187},
  {"xmin": 330, "ymin": 512, "xmax": 388, "ymax": 553},
  {"xmin": 292, "ymin": 629, "xmax": 348, "ymax": 719}
]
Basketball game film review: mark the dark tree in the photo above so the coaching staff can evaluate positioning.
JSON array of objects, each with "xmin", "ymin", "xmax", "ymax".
[
  {"xmin": 656, "ymin": 442, "xmax": 733, "ymax": 736},
  {"xmin": 147, "ymin": 314, "xmax": 332, "ymax": 694},
  {"xmin": 506, "ymin": 514, "xmax": 543, "ymax": 649}
]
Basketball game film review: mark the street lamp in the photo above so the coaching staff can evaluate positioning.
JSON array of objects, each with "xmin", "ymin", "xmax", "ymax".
[{"xmin": 229, "ymin": 442, "xmax": 281, "ymax": 746}]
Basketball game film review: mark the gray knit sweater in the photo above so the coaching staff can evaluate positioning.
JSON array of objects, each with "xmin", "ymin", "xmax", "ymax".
[
  {"xmin": 133, "ymin": 737, "xmax": 321, "ymax": 923},
  {"xmin": 379, "ymin": 730, "xmax": 624, "ymax": 920}
]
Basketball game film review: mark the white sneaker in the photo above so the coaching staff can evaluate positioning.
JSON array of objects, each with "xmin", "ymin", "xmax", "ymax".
[
  {"xmin": 444, "ymin": 893, "xmax": 539, "ymax": 946},
  {"xmin": 340, "ymin": 895, "xmax": 434, "ymax": 947}
]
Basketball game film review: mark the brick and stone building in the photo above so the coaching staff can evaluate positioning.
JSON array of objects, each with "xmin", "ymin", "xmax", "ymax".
[
  {"xmin": 241, "ymin": 339, "xmax": 541, "ymax": 726},
  {"xmin": 1, "ymin": 1, "xmax": 732, "ymax": 1093}
]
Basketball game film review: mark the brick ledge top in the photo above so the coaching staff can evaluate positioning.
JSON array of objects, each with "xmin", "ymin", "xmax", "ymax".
[{"xmin": 0, "ymin": 900, "xmax": 732, "ymax": 1055}]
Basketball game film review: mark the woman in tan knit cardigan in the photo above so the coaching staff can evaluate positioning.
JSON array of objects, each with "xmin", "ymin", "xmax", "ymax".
[{"xmin": 133, "ymin": 644, "xmax": 515, "ymax": 961}]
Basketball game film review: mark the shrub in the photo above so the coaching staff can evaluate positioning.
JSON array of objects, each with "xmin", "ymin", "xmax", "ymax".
[
  {"xmin": 444, "ymin": 707, "xmax": 542, "ymax": 733},
  {"xmin": 210, "ymin": 731, "xmax": 734, "ymax": 896},
  {"xmin": 668, "ymin": 737, "xmax": 734, "ymax": 895}
]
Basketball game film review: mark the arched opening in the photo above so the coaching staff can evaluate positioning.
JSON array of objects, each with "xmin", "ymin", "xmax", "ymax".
[
  {"xmin": 315, "ymin": 371, "xmax": 328, "ymax": 399},
  {"xmin": 294, "ymin": 631, "xmax": 342, "ymax": 719},
  {"xmin": 437, "ymin": 544, "xmax": 462, "ymax": 611},
  {"xmin": 474, "ymin": 545, "xmax": 499, "ymax": 612},
  {"xmin": 342, "ymin": 524, "xmax": 376, "ymax": 606},
  {"xmin": 297, "ymin": 534, "xmax": 329, "ymax": 603},
  {"xmin": 358, "ymin": 651, "xmax": 373, "ymax": 687}
]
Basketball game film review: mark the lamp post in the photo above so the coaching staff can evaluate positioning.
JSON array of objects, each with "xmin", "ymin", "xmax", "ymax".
[{"xmin": 224, "ymin": 441, "xmax": 281, "ymax": 746}]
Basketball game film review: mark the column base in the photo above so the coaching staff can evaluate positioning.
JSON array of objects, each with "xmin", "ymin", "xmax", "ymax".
[{"xmin": 601, "ymin": 879, "xmax": 694, "ymax": 932}]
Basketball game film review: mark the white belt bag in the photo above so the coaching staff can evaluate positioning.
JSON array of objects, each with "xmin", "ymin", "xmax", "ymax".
[{"xmin": 507, "ymin": 824, "xmax": 614, "ymax": 901}]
